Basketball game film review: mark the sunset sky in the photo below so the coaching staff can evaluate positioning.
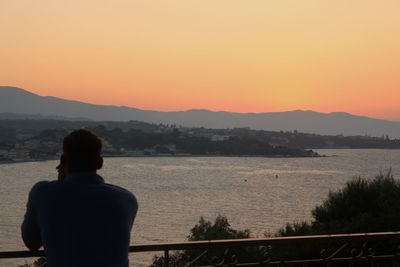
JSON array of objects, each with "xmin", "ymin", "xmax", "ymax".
[{"xmin": 1, "ymin": 1, "xmax": 400, "ymax": 120}]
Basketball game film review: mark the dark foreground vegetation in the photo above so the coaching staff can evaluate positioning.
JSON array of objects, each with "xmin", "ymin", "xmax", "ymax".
[{"xmin": 279, "ymin": 171, "xmax": 400, "ymax": 236}]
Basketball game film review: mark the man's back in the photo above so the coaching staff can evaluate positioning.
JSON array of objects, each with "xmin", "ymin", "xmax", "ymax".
[{"xmin": 22, "ymin": 173, "xmax": 138, "ymax": 267}]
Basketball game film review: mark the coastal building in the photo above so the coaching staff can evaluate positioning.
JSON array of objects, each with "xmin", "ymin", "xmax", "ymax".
[
  {"xmin": 8, "ymin": 148, "xmax": 31, "ymax": 160},
  {"xmin": 143, "ymin": 148, "xmax": 156, "ymax": 155},
  {"xmin": 23, "ymin": 139, "xmax": 41, "ymax": 150},
  {"xmin": 163, "ymin": 144, "xmax": 176, "ymax": 152},
  {"xmin": 126, "ymin": 150, "xmax": 145, "ymax": 156},
  {"xmin": 16, "ymin": 133, "xmax": 34, "ymax": 141},
  {"xmin": 269, "ymin": 136, "xmax": 290, "ymax": 146},
  {"xmin": 210, "ymin": 135, "xmax": 231, "ymax": 142},
  {"xmin": 101, "ymin": 138, "xmax": 117, "ymax": 153},
  {"xmin": 0, "ymin": 149, "xmax": 8, "ymax": 159}
]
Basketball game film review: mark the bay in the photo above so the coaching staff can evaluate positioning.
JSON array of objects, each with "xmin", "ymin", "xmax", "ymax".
[{"xmin": 1, "ymin": 149, "xmax": 399, "ymax": 266}]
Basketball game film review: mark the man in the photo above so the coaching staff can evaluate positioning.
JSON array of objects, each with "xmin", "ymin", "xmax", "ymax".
[{"xmin": 21, "ymin": 129, "xmax": 138, "ymax": 267}]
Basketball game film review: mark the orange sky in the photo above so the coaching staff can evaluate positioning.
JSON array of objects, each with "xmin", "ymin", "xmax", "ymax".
[{"xmin": 1, "ymin": 1, "xmax": 400, "ymax": 120}]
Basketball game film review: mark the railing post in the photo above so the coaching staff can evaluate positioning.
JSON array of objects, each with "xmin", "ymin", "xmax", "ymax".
[{"xmin": 164, "ymin": 249, "xmax": 170, "ymax": 267}]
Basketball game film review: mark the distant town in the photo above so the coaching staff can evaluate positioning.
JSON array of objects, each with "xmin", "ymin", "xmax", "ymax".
[{"xmin": 1, "ymin": 119, "xmax": 400, "ymax": 163}]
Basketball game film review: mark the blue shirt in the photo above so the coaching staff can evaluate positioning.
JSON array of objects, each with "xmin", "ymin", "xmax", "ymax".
[{"xmin": 21, "ymin": 173, "xmax": 138, "ymax": 267}]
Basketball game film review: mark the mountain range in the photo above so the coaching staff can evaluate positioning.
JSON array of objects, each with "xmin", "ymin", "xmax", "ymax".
[{"xmin": 1, "ymin": 86, "xmax": 400, "ymax": 138}]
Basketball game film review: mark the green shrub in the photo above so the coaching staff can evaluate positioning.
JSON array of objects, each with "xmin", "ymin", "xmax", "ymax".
[
  {"xmin": 280, "ymin": 170, "xmax": 400, "ymax": 236},
  {"xmin": 150, "ymin": 215, "xmax": 256, "ymax": 267},
  {"xmin": 18, "ymin": 257, "xmax": 46, "ymax": 267}
]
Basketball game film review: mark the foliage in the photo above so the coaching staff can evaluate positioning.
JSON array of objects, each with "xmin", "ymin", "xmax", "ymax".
[
  {"xmin": 18, "ymin": 257, "xmax": 46, "ymax": 267},
  {"xmin": 150, "ymin": 215, "xmax": 257, "ymax": 267},
  {"xmin": 279, "ymin": 170, "xmax": 400, "ymax": 236},
  {"xmin": 188, "ymin": 216, "xmax": 250, "ymax": 241}
]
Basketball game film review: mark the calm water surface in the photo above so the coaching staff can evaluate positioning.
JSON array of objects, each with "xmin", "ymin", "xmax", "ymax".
[{"xmin": 1, "ymin": 149, "xmax": 399, "ymax": 266}]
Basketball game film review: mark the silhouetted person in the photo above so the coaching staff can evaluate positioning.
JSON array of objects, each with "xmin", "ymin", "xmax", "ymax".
[{"xmin": 21, "ymin": 129, "xmax": 138, "ymax": 267}]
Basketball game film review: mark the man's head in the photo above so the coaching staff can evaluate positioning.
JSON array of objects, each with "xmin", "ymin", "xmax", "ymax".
[{"xmin": 61, "ymin": 129, "xmax": 103, "ymax": 173}]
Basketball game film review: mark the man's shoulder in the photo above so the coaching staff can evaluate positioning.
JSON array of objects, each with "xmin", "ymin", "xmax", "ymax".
[
  {"xmin": 30, "ymin": 180, "xmax": 60, "ymax": 193},
  {"xmin": 27, "ymin": 180, "xmax": 63, "ymax": 204},
  {"xmin": 103, "ymin": 183, "xmax": 137, "ymax": 201},
  {"xmin": 103, "ymin": 183, "xmax": 138, "ymax": 210}
]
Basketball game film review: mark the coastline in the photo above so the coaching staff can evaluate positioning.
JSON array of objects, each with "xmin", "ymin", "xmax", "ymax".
[
  {"xmin": 103, "ymin": 153, "xmax": 323, "ymax": 158},
  {"xmin": 0, "ymin": 159, "xmax": 49, "ymax": 165},
  {"xmin": 4, "ymin": 148, "xmax": 400, "ymax": 165},
  {"xmin": 5, "ymin": 148, "xmax": 400, "ymax": 165},
  {"xmin": 0, "ymin": 153, "xmax": 324, "ymax": 165}
]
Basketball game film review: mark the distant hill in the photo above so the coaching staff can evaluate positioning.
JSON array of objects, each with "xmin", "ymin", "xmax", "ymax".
[{"xmin": 1, "ymin": 86, "xmax": 400, "ymax": 138}]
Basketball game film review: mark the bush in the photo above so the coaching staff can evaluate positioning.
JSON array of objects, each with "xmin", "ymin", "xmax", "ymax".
[
  {"xmin": 188, "ymin": 216, "xmax": 250, "ymax": 241},
  {"xmin": 18, "ymin": 257, "xmax": 46, "ymax": 267},
  {"xmin": 279, "ymin": 170, "xmax": 400, "ymax": 236},
  {"xmin": 150, "ymin": 215, "xmax": 257, "ymax": 267}
]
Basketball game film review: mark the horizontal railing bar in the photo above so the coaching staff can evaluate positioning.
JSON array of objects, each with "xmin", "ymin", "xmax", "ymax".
[
  {"xmin": 0, "ymin": 250, "xmax": 44, "ymax": 259},
  {"xmin": 1, "ymin": 232, "xmax": 400, "ymax": 259},
  {"xmin": 197, "ymin": 255, "xmax": 400, "ymax": 267},
  {"xmin": 128, "ymin": 232, "xmax": 400, "ymax": 252}
]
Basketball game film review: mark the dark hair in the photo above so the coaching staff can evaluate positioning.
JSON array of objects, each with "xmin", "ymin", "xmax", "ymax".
[{"xmin": 63, "ymin": 129, "xmax": 102, "ymax": 172}]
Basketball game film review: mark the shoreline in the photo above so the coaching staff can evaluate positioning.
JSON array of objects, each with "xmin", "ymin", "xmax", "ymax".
[
  {"xmin": 0, "ymin": 159, "xmax": 50, "ymax": 165},
  {"xmin": 10, "ymin": 147, "xmax": 400, "ymax": 165},
  {"xmin": 103, "ymin": 153, "xmax": 323, "ymax": 158},
  {"xmin": 0, "ymin": 154, "xmax": 324, "ymax": 165},
  {"xmin": 2, "ymin": 148, "xmax": 399, "ymax": 165}
]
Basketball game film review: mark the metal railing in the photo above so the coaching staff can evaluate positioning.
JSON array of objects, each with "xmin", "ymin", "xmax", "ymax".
[{"xmin": 1, "ymin": 232, "xmax": 400, "ymax": 267}]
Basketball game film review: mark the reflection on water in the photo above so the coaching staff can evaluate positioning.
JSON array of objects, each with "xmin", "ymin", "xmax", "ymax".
[{"xmin": 0, "ymin": 149, "xmax": 399, "ymax": 266}]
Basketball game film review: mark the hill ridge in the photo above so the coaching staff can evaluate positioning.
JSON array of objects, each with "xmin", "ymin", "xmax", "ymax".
[{"xmin": 1, "ymin": 86, "xmax": 399, "ymax": 138}]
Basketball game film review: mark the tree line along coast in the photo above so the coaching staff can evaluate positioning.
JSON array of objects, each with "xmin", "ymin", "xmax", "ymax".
[{"xmin": 1, "ymin": 119, "xmax": 400, "ymax": 162}]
